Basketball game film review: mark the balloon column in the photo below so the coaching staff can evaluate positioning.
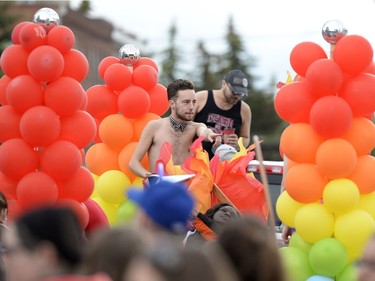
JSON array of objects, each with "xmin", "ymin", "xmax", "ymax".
[
  {"xmin": 85, "ymin": 44, "xmax": 169, "ymax": 224},
  {"xmin": 0, "ymin": 8, "xmax": 95, "ymax": 227},
  {"xmin": 275, "ymin": 20, "xmax": 375, "ymax": 281}
]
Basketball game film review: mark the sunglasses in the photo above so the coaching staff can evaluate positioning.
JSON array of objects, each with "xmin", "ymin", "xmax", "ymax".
[{"xmin": 227, "ymin": 83, "xmax": 247, "ymax": 98}]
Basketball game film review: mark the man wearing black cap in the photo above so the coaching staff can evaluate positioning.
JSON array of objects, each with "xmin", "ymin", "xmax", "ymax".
[{"xmin": 194, "ymin": 70, "xmax": 252, "ymax": 159}]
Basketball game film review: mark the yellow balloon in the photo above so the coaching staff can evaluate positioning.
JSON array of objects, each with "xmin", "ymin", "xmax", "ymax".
[
  {"xmin": 295, "ymin": 203, "xmax": 334, "ymax": 243},
  {"xmin": 276, "ymin": 191, "xmax": 304, "ymax": 227},
  {"xmin": 323, "ymin": 178, "xmax": 360, "ymax": 214},
  {"xmin": 131, "ymin": 177, "xmax": 144, "ymax": 188},
  {"xmin": 334, "ymin": 209, "xmax": 375, "ymax": 261},
  {"xmin": 358, "ymin": 192, "xmax": 375, "ymax": 220},
  {"xmin": 96, "ymin": 170, "xmax": 131, "ymax": 204},
  {"xmin": 92, "ymin": 197, "xmax": 118, "ymax": 225},
  {"xmin": 90, "ymin": 173, "xmax": 100, "ymax": 198}
]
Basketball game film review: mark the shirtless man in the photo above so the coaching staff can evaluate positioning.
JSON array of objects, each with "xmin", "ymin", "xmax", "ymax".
[
  {"xmin": 194, "ymin": 70, "xmax": 252, "ymax": 158},
  {"xmin": 129, "ymin": 79, "xmax": 221, "ymax": 179}
]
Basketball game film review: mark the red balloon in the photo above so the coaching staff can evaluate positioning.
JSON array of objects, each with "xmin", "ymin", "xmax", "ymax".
[
  {"xmin": 132, "ymin": 65, "xmax": 158, "ymax": 90},
  {"xmin": 98, "ymin": 56, "xmax": 120, "ymax": 80},
  {"xmin": 310, "ymin": 96, "xmax": 353, "ymax": 138},
  {"xmin": 333, "ymin": 35, "xmax": 373, "ymax": 76},
  {"xmin": 6, "ymin": 75, "xmax": 44, "ymax": 113},
  {"xmin": 0, "ymin": 138, "xmax": 39, "ymax": 181},
  {"xmin": 59, "ymin": 110, "xmax": 97, "ymax": 149},
  {"xmin": 274, "ymin": 81, "xmax": 315, "ymax": 123},
  {"xmin": 0, "ymin": 75, "xmax": 11, "ymax": 105},
  {"xmin": 47, "ymin": 25, "xmax": 75, "ymax": 54},
  {"xmin": 290, "ymin": 42, "xmax": 327, "ymax": 77},
  {"xmin": 339, "ymin": 73, "xmax": 375, "ymax": 117},
  {"xmin": 59, "ymin": 167, "xmax": 94, "ymax": 202},
  {"xmin": 104, "ymin": 63, "xmax": 132, "ymax": 91},
  {"xmin": 44, "ymin": 76, "xmax": 86, "ymax": 116},
  {"xmin": 134, "ymin": 57, "xmax": 159, "ymax": 72},
  {"xmin": 305, "ymin": 59, "xmax": 344, "ymax": 97},
  {"xmin": 0, "ymin": 172, "xmax": 18, "ymax": 200},
  {"xmin": 40, "ymin": 140, "xmax": 82, "ymax": 181},
  {"xmin": 86, "ymin": 85, "xmax": 118, "ymax": 120},
  {"xmin": 17, "ymin": 171, "xmax": 58, "ymax": 210},
  {"xmin": 20, "ymin": 105, "xmax": 61, "ymax": 146},
  {"xmin": 11, "ymin": 21, "xmax": 31, "ymax": 44},
  {"xmin": 118, "ymin": 86, "xmax": 150, "ymax": 119},
  {"xmin": 27, "ymin": 45, "xmax": 64, "ymax": 82},
  {"xmin": 0, "ymin": 45, "xmax": 29, "ymax": 78},
  {"xmin": 148, "ymin": 83, "xmax": 169, "ymax": 116},
  {"xmin": 56, "ymin": 198, "xmax": 89, "ymax": 229},
  {"xmin": 62, "ymin": 49, "xmax": 89, "ymax": 82},
  {"xmin": 0, "ymin": 105, "xmax": 22, "ymax": 142},
  {"xmin": 19, "ymin": 23, "xmax": 47, "ymax": 51}
]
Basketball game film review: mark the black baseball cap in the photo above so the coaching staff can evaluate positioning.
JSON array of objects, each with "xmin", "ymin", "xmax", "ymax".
[{"xmin": 224, "ymin": 70, "xmax": 249, "ymax": 96}]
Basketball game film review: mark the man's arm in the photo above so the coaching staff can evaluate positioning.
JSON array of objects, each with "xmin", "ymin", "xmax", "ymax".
[
  {"xmin": 129, "ymin": 121, "xmax": 156, "ymax": 178},
  {"xmin": 196, "ymin": 123, "xmax": 221, "ymax": 143},
  {"xmin": 239, "ymin": 102, "xmax": 252, "ymax": 148}
]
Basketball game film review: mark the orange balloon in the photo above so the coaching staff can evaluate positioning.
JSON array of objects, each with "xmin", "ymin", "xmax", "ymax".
[
  {"xmin": 348, "ymin": 155, "xmax": 375, "ymax": 194},
  {"xmin": 285, "ymin": 163, "xmax": 328, "ymax": 203},
  {"xmin": 132, "ymin": 113, "xmax": 160, "ymax": 141},
  {"xmin": 85, "ymin": 143, "xmax": 120, "ymax": 176},
  {"xmin": 118, "ymin": 142, "xmax": 149, "ymax": 181},
  {"xmin": 315, "ymin": 138, "xmax": 357, "ymax": 179},
  {"xmin": 47, "ymin": 25, "xmax": 75, "ymax": 54},
  {"xmin": 280, "ymin": 123, "xmax": 324, "ymax": 163},
  {"xmin": 342, "ymin": 117, "xmax": 375, "ymax": 156},
  {"xmin": 104, "ymin": 63, "xmax": 132, "ymax": 91},
  {"xmin": 148, "ymin": 84, "xmax": 169, "ymax": 116},
  {"xmin": 99, "ymin": 114, "xmax": 134, "ymax": 151}
]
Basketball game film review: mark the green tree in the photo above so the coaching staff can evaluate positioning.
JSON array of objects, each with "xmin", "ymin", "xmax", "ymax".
[
  {"xmin": 159, "ymin": 21, "xmax": 183, "ymax": 87},
  {"xmin": 0, "ymin": 2, "xmax": 17, "ymax": 56},
  {"xmin": 77, "ymin": 0, "xmax": 91, "ymax": 14}
]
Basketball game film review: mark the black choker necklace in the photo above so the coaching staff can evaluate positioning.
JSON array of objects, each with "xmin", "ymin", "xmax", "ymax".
[{"xmin": 169, "ymin": 116, "xmax": 189, "ymax": 132}]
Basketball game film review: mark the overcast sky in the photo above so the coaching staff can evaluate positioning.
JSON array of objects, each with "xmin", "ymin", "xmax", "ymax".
[{"xmin": 70, "ymin": 0, "xmax": 375, "ymax": 90}]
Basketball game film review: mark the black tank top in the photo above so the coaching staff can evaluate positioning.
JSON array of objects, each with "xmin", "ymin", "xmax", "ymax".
[{"xmin": 194, "ymin": 90, "xmax": 242, "ymax": 158}]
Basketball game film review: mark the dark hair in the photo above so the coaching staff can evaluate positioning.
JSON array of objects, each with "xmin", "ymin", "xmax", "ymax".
[
  {"xmin": 218, "ymin": 215, "xmax": 286, "ymax": 281},
  {"xmin": 15, "ymin": 206, "xmax": 84, "ymax": 268},
  {"xmin": 167, "ymin": 79, "xmax": 194, "ymax": 100},
  {"xmin": 0, "ymin": 192, "xmax": 7, "ymax": 211},
  {"xmin": 205, "ymin": 203, "xmax": 238, "ymax": 220}
]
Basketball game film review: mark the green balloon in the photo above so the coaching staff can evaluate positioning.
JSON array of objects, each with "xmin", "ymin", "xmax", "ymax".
[
  {"xmin": 117, "ymin": 200, "xmax": 138, "ymax": 224},
  {"xmin": 309, "ymin": 238, "xmax": 348, "ymax": 277},
  {"xmin": 336, "ymin": 263, "xmax": 358, "ymax": 281},
  {"xmin": 290, "ymin": 232, "xmax": 313, "ymax": 254},
  {"xmin": 280, "ymin": 246, "xmax": 314, "ymax": 281}
]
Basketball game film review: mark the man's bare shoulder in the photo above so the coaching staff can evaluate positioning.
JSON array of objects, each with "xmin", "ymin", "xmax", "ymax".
[
  {"xmin": 241, "ymin": 100, "xmax": 251, "ymax": 112},
  {"xmin": 144, "ymin": 118, "xmax": 165, "ymax": 131}
]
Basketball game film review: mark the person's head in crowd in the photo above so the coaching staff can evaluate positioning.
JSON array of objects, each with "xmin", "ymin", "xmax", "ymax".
[
  {"xmin": 127, "ymin": 179, "xmax": 195, "ymax": 246},
  {"xmin": 3, "ymin": 206, "xmax": 85, "ymax": 281},
  {"xmin": 217, "ymin": 215, "xmax": 286, "ymax": 281},
  {"xmin": 78, "ymin": 226, "xmax": 146, "ymax": 281},
  {"xmin": 124, "ymin": 241, "xmax": 239, "ymax": 281},
  {"xmin": 205, "ymin": 203, "xmax": 240, "ymax": 226},
  {"xmin": 358, "ymin": 234, "xmax": 375, "ymax": 281},
  {"xmin": 0, "ymin": 192, "xmax": 8, "ymax": 226}
]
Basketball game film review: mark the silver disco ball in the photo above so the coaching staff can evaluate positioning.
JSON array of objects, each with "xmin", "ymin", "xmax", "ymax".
[
  {"xmin": 119, "ymin": 44, "xmax": 141, "ymax": 66},
  {"xmin": 322, "ymin": 20, "xmax": 348, "ymax": 44},
  {"xmin": 33, "ymin": 7, "xmax": 60, "ymax": 33}
]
